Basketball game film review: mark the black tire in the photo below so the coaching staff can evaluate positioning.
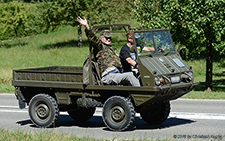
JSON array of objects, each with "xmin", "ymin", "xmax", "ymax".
[
  {"xmin": 102, "ymin": 96, "xmax": 135, "ymax": 131},
  {"xmin": 140, "ymin": 101, "xmax": 170, "ymax": 125},
  {"xmin": 67, "ymin": 107, "xmax": 96, "ymax": 122},
  {"xmin": 28, "ymin": 94, "xmax": 59, "ymax": 128}
]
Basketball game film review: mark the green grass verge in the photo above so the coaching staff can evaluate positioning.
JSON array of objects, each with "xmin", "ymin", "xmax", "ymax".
[
  {"xmin": 0, "ymin": 128, "xmax": 102, "ymax": 141},
  {"xmin": 0, "ymin": 128, "xmax": 170, "ymax": 141},
  {"xmin": 182, "ymin": 91, "xmax": 225, "ymax": 99},
  {"xmin": 0, "ymin": 25, "xmax": 224, "ymax": 99}
]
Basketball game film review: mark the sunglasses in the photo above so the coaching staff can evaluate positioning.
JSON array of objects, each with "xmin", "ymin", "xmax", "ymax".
[{"xmin": 105, "ymin": 37, "xmax": 111, "ymax": 40}]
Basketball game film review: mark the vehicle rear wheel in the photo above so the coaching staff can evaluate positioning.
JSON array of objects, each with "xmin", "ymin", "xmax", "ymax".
[
  {"xmin": 140, "ymin": 101, "xmax": 170, "ymax": 124},
  {"xmin": 102, "ymin": 96, "xmax": 135, "ymax": 131},
  {"xmin": 28, "ymin": 94, "xmax": 59, "ymax": 128},
  {"xmin": 67, "ymin": 107, "xmax": 96, "ymax": 122}
]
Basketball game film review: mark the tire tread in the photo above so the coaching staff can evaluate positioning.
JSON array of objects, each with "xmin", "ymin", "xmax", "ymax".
[{"xmin": 29, "ymin": 94, "xmax": 59, "ymax": 128}]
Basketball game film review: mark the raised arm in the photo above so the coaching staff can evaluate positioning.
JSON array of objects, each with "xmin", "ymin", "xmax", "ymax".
[
  {"xmin": 77, "ymin": 16, "xmax": 90, "ymax": 30},
  {"xmin": 77, "ymin": 16, "xmax": 102, "ymax": 54}
]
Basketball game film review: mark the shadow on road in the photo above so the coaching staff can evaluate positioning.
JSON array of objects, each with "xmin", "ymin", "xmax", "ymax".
[
  {"xmin": 17, "ymin": 120, "xmax": 32, "ymax": 126},
  {"xmin": 133, "ymin": 117, "xmax": 195, "ymax": 130},
  {"xmin": 16, "ymin": 115, "xmax": 195, "ymax": 131},
  {"xmin": 56, "ymin": 115, "xmax": 105, "ymax": 128}
]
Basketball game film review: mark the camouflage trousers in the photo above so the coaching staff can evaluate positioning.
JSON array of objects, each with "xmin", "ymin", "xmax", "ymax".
[{"xmin": 101, "ymin": 72, "xmax": 140, "ymax": 86}]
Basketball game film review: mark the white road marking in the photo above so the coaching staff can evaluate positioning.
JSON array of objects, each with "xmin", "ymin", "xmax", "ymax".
[
  {"xmin": 176, "ymin": 98, "xmax": 225, "ymax": 102},
  {"xmin": 0, "ymin": 110, "xmax": 27, "ymax": 113},
  {"xmin": 1, "ymin": 106, "xmax": 225, "ymax": 120},
  {"xmin": 0, "ymin": 93, "xmax": 15, "ymax": 95},
  {"xmin": 0, "ymin": 105, "xmax": 20, "ymax": 108},
  {"xmin": 169, "ymin": 112, "xmax": 225, "ymax": 120}
]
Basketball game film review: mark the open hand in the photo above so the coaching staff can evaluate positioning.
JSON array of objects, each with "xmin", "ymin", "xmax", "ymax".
[{"xmin": 77, "ymin": 16, "xmax": 89, "ymax": 29}]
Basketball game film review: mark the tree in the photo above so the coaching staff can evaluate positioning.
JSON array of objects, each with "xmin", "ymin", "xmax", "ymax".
[
  {"xmin": 38, "ymin": 0, "xmax": 135, "ymax": 46},
  {"xmin": 37, "ymin": 0, "xmax": 104, "ymax": 46},
  {"xmin": 0, "ymin": 2, "xmax": 34, "ymax": 46},
  {"xmin": 134, "ymin": 0, "xmax": 225, "ymax": 91},
  {"xmin": 96, "ymin": 0, "xmax": 135, "ymax": 24}
]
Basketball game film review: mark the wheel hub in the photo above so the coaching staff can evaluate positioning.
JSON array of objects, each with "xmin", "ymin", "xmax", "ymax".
[
  {"xmin": 35, "ymin": 103, "xmax": 50, "ymax": 120},
  {"xmin": 110, "ymin": 106, "xmax": 125, "ymax": 122}
]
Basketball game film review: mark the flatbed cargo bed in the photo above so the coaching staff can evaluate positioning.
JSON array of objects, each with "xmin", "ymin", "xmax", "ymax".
[{"xmin": 12, "ymin": 66, "xmax": 83, "ymax": 89}]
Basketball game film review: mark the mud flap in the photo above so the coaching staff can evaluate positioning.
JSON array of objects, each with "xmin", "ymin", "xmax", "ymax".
[{"xmin": 18, "ymin": 95, "xmax": 26, "ymax": 109}]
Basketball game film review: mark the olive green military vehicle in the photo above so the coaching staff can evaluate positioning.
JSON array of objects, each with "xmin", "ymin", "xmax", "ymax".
[{"xmin": 12, "ymin": 24, "xmax": 198, "ymax": 131}]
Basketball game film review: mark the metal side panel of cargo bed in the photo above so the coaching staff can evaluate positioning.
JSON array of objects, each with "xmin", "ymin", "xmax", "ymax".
[{"xmin": 12, "ymin": 66, "xmax": 84, "ymax": 89}]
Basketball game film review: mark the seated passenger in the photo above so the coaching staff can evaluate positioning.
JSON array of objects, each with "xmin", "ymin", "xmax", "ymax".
[{"xmin": 77, "ymin": 17, "xmax": 140, "ymax": 86}]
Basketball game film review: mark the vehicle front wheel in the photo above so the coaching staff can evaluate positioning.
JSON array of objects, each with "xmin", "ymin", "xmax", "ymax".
[
  {"xmin": 28, "ymin": 94, "xmax": 59, "ymax": 128},
  {"xmin": 102, "ymin": 96, "xmax": 135, "ymax": 131},
  {"xmin": 140, "ymin": 101, "xmax": 170, "ymax": 125}
]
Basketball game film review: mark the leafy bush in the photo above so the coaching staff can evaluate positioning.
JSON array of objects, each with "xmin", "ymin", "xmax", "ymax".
[{"xmin": 0, "ymin": 2, "xmax": 41, "ymax": 43}]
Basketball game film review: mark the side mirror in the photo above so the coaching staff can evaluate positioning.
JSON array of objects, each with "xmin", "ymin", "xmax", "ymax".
[
  {"xmin": 177, "ymin": 44, "xmax": 183, "ymax": 53},
  {"xmin": 129, "ymin": 45, "xmax": 136, "ymax": 53}
]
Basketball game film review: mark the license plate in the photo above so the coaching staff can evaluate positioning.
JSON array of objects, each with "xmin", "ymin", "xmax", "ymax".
[{"xmin": 171, "ymin": 76, "xmax": 180, "ymax": 83}]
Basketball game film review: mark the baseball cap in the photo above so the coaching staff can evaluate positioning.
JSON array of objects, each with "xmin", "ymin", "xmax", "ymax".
[
  {"xmin": 127, "ymin": 32, "xmax": 133, "ymax": 40},
  {"xmin": 100, "ymin": 30, "xmax": 111, "ymax": 38}
]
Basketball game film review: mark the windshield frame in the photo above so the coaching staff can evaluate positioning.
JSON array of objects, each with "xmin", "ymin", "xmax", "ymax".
[{"xmin": 132, "ymin": 29, "xmax": 176, "ymax": 57}]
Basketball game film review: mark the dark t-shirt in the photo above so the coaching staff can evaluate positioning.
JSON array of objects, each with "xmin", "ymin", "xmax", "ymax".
[{"xmin": 119, "ymin": 44, "xmax": 133, "ymax": 72}]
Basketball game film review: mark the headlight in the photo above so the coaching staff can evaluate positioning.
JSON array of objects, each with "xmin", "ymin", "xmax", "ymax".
[
  {"xmin": 188, "ymin": 72, "xmax": 193, "ymax": 77},
  {"xmin": 181, "ymin": 73, "xmax": 192, "ymax": 83},
  {"xmin": 155, "ymin": 77, "xmax": 161, "ymax": 86},
  {"xmin": 155, "ymin": 77, "xmax": 165, "ymax": 86}
]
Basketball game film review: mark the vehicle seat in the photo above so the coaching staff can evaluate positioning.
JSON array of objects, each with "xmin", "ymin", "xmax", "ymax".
[{"xmin": 83, "ymin": 54, "xmax": 102, "ymax": 85}]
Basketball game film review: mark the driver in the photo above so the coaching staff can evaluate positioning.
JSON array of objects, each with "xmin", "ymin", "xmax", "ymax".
[
  {"xmin": 77, "ymin": 17, "xmax": 140, "ymax": 86},
  {"xmin": 119, "ymin": 32, "xmax": 155, "ymax": 72}
]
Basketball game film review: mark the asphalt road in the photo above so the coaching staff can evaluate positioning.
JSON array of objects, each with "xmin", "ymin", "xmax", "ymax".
[{"xmin": 0, "ymin": 93, "xmax": 224, "ymax": 140}]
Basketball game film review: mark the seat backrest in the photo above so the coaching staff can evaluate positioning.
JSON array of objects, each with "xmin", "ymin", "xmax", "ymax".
[{"xmin": 83, "ymin": 54, "xmax": 102, "ymax": 85}]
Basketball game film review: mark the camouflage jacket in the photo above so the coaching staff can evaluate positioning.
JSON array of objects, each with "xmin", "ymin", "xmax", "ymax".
[{"xmin": 85, "ymin": 29, "xmax": 122, "ymax": 74}]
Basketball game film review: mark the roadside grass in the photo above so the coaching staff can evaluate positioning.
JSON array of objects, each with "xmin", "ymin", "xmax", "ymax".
[
  {"xmin": 0, "ymin": 128, "xmax": 102, "ymax": 141},
  {"xmin": 0, "ymin": 128, "xmax": 171, "ymax": 141},
  {"xmin": 0, "ymin": 25, "xmax": 225, "ymax": 99},
  {"xmin": 182, "ymin": 58, "xmax": 225, "ymax": 99},
  {"xmin": 0, "ymin": 26, "xmax": 89, "ymax": 93},
  {"xmin": 182, "ymin": 91, "xmax": 225, "ymax": 99}
]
